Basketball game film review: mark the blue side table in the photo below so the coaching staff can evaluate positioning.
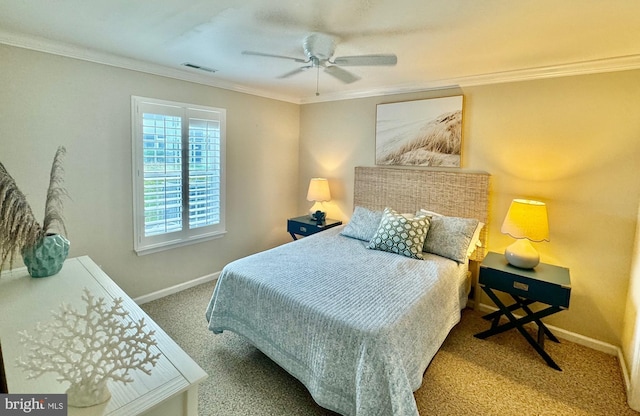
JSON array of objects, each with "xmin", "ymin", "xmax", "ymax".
[
  {"xmin": 287, "ymin": 215, "xmax": 342, "ymax": 240},
  {"xmin": 474, "ymin": 252, "xmax": 571, "ymax": 370}
]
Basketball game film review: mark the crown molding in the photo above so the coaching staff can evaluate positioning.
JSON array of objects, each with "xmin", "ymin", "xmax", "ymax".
[
  {"xmin": 2, "ymin": 29, "xmax": 639, "ymax": 105},
  {"xmin": 0, "ymin": 29, "xmax": 300, "ymax": 104},
  {"xmin": 300, "ymin": 54, "xmax": 640, "ymax": 103}
]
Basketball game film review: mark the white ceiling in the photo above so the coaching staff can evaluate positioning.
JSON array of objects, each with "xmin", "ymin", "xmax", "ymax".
[{"xmin": 1, "ymin": 0, "xmax": 640, "ymax": 103}]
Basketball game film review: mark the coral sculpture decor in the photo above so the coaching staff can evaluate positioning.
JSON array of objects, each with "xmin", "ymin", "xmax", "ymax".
[{"xmin": 16, "ymin": 288, "xmax": 160, "ymax": 407}]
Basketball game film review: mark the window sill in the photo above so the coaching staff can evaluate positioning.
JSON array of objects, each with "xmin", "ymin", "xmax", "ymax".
[{"xmin": 134, "ymin": 231, "xmax": 226, "ymax": 256}]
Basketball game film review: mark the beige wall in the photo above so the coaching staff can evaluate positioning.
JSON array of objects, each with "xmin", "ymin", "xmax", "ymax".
[
  {"xmin": 299, "ymin": 70, "xmax": 640, "ymax": 345},
  {"xmin": 3, "ymin": 41, "xmax": 640, "ymax": 348},
  {"xmin": 0, "ymin": 44, "xmax": 300, "ymax": 297}
]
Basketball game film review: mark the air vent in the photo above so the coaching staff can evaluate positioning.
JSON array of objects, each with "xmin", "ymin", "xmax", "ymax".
[{"xmin": 181, "ymin": 63, "xmax": 217, "ymax": 73}]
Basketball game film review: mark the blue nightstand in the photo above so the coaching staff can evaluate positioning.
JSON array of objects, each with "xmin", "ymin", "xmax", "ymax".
[
  {"xmin": 474, "ymin": 252, "xmax": 571, "ymax": 370},
  {"xmin": 287, "ymin": 215, "xmax": 342, "ymax": 240}
]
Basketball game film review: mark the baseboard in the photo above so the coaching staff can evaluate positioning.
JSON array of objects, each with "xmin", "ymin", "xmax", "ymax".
[
  {"xmin": 619, "ymin": 348, "xmax": 631, "ymax": 396},
  {"xmin": 134, "ymin": 271, "xmax": 220, "ymax": 305}
]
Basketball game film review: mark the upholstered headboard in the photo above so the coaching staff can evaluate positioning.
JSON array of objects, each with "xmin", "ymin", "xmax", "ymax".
[{"xmin": 353, "ymin": 166, "xmax": 490, "ymax": 261}]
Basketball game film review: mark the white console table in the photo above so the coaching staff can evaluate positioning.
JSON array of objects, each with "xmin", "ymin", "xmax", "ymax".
[{"xmin": 0, "ymin": 256, "xmax": 207, "ymax": 416}]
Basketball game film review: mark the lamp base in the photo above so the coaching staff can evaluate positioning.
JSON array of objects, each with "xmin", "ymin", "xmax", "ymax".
[
  {"xmin": 309, "ymin": 201, "xmax": 325, "ymax": 218},
  {"xmin": 504, "ymin": 239, "xmax": 540, "ymax": 269}
]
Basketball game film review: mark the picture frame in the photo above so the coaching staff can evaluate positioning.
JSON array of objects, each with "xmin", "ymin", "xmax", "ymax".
[{"xmin": 375, "ymin": 95, "xmax": 463, "ymax": 167}]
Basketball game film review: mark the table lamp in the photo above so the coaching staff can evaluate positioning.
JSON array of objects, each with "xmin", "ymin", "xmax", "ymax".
[
  {"xmin": 500, "ymin": 199, "xmax": 549, "ymax": 269},
  {"xmin": 306, "ymin": 178, "xmax": 331, "ymax": 221}
]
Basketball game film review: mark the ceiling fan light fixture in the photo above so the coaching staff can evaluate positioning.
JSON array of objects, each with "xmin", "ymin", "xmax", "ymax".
[{"xmin": 303, "ymin": 33, "xmax": 336, "ymax": 60}]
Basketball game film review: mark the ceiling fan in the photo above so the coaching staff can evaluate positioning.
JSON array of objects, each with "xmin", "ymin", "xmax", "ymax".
[{"xmin": 242, "ymin": 33, "xmax": 397, "ymax": 95}]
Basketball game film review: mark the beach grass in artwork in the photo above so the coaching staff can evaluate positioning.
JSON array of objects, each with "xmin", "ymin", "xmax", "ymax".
[{"xmin": 376, "ymin": 96, "xmax": 463, "ymax": 167}]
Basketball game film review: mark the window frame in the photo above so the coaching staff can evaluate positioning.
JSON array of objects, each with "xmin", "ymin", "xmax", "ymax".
[{"xmin": 131, "ymin": 96, "xmax": 226, "ymax": 256}]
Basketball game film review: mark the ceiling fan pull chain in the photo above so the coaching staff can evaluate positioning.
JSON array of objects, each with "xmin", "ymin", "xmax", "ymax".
[{"xmin": 316, "ymin": 65, "xmax": 320, "ymax": 96}]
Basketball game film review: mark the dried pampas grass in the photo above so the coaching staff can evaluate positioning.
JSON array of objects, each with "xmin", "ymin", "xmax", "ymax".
[{"xmin": 0, "ymin": 146, "xmax": 68, "ymax": 272}]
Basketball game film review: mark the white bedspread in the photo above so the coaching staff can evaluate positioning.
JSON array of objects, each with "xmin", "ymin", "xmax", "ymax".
[{"xmin": 205, "ymin": 226, "xmax": 467, "ymax": 416}]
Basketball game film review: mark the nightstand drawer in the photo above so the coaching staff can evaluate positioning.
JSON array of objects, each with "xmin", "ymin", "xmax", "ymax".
[
  {"xmin": 287, "ymin": 219, "xmax": 317, "ymax": 236},
  {"xmin": 480, "ymin": 266, "xmax": 570, "ymax": 308}
]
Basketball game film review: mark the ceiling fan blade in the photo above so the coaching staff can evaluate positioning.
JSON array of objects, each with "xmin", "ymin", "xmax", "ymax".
[
  {"xmin": 324, "ymin": 65, "xmax": 360, "ymax": 84},
  {"xmin": 332, "ymin": 54, "xmax": 397, "ymax": 66},
  {"xmin": 277, "ymin": 67, "xmax": 311, "ymax": 79},
  {"xmin": 242, "ymin": 50, "xmax": 308, "ymax": 63}
]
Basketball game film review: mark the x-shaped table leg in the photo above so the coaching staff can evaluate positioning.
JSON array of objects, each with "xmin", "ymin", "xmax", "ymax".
[{"xmin": 474, "ymin": 286, "xmax": 563, "ymax": 371}]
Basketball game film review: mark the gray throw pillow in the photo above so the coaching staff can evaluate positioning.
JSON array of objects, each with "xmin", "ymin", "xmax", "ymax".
[
  {"xmin": 340, "ymin": 206, "xmax": 384, "ymax": 242},
  {"xmin": 423, "ymin": 216, "xmax": 479, "ymax": 263}
]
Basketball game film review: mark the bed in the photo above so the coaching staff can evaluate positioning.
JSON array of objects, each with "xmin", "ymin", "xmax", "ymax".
[{"xmin": 206, "ymin": 166, "xmax": 490, "ymax": 416}]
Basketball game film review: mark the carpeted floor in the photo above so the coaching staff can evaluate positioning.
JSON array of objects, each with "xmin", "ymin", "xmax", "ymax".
[{"xmin": 141, "ymin": 281, "xmax": 639, "ymax": 416}]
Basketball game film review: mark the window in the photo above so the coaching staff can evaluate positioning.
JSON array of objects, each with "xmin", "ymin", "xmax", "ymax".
[{"xmin": 132, "ymin": 96, "xmax": 226, "ymax": 255}]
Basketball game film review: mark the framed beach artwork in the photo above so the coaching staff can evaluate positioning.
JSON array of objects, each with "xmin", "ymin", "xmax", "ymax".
[{"xmin": 375, "ymin": 95, "xmax": 463, "ymax": 167}]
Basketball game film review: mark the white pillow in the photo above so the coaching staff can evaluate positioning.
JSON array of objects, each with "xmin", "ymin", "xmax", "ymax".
[
  {"xmin": 467, "ymin": 222, "xmax": 485, "ymax": 257},
  {"xmin": 418, "ymin": 209, "xmax": 444, "ymax": 218}
]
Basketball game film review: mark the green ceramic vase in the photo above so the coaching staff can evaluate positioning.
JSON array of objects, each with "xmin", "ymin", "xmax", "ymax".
[{"xmin": 22, "ymin": 234, "xmax": 70, "ymax": 278}]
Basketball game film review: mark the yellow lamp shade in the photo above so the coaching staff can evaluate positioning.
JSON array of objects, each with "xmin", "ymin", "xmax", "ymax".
[
  {"xmin": 501, "ymin": 199, "xmax": 549, "ymax": 242},
  {"xmin": 306, "ymin": 178, "xmax": 331, "ymax": 202}
]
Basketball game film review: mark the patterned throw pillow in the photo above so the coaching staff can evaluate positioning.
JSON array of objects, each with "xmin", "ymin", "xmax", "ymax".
[
  {"xmin": 340, "ymin": 206, "xmax": 384, "ymax": 242},
  {"xmin": 423, "ymin": 216, "xmax": 479, "ymax": 263},
  {"xmin": 367, "ymin": 207, "xmax": 430, "ymax": 259}
]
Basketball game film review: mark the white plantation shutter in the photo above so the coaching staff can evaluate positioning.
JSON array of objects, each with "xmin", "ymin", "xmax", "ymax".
[
  {"xmin": 142, "ymin": 112, "xmax": 183, "ymax": 237},
  {"xmin": 188, "ymin": 115, "xmax": 221, "ymax": 230},
  {"xmin": 132, "ymin": 97, "xmax": 226, "ymax": 255}
]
